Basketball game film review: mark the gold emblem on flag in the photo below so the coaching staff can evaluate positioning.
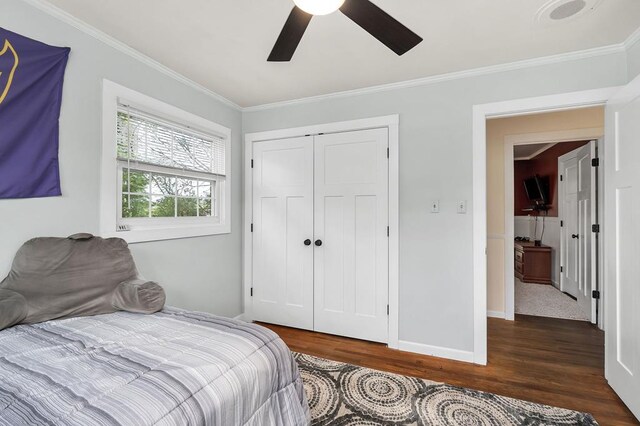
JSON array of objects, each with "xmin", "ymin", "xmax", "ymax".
[{"xmin": 0, "ymin": 39, "xmax": 19, "ymax": 106}]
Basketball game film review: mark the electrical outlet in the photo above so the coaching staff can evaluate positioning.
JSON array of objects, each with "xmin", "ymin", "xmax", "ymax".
[
  {"xmin": 457, "ymin": 200, "xmax": 467, "ymax": 214},
  {"xmin": 431, "ymin": 200, "xmax": 440, "ymax": 213}
]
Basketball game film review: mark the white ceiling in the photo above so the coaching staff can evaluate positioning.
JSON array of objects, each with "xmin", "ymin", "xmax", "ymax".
[{"xmin": 45, "ymin": 0, "xmax": 640, "ymax": 107}]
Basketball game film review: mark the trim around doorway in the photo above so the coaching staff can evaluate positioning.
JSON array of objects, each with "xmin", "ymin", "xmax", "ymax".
[
  {"xmin": 472, "ymin": 87, "xmax": 621, "ymax": 365},
  {"xmin": 243, "ymin": 115, "xmax": 400, "ymax": 349}
]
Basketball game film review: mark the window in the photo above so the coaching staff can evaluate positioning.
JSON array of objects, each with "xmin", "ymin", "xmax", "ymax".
[{"xmin": 101, "ymin": 81, "xmax": 231, "ymax": 242}]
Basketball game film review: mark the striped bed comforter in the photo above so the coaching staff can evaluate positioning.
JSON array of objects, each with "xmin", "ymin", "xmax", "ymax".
[{"xmin": 0, "ymin": 308, "xmax": 310, "ymax": 425}]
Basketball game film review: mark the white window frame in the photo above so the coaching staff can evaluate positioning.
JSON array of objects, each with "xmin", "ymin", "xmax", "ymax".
[{"xmin": 100, "ymin": 80, "xmax": 231, "ymax": 243}]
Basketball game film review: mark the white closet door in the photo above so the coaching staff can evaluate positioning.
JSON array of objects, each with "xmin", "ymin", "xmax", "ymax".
[
  {"xmin": 252, "ymin": 137, "xmax": 314, "ymax": 330},
  {"xmin": 313, "ymin": 128, "xmax": 389, "ymax": 343}
]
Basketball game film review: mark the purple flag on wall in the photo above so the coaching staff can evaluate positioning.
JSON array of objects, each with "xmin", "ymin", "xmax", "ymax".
[{"xmin": 0, "ymin": 27, "xmax": 70, "ymax": 199}]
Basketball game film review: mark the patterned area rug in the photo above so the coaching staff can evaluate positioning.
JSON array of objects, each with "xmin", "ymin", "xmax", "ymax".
[{"xmin": 294, "ymin": 353, "xmax": 598, "ymax": 425}]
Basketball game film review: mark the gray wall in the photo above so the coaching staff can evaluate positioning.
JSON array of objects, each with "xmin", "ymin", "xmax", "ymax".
[
  {"xmin": 0, "ymin": 0, "xmax": 244, "ymax": 317},
  {"xmin": 242, "ymin": 54, "xmax": 628, "ymax": 352}
]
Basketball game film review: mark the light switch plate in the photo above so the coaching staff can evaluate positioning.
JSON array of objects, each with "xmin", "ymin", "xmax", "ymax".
[
  {"xmin": 457, "ymin": 200, "xmax": 467, "ymax": 214},
  {"xmin": 431, "ymin": 200, "xmax": 440, "ymax": 213}
]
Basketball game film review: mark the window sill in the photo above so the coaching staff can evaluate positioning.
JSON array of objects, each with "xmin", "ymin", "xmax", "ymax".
[{"xmin": 101, "ymin": 223, "xmax": 231, "ymax": 243}]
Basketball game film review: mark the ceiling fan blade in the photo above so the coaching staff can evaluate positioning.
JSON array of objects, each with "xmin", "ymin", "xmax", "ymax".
[
  {"xmin": 339, "ymin": 0, "xmax": 422, "ymax": 56},
  {"xmin": 268, "ymin": 7, "xmax": 313, "ymax": 62}
]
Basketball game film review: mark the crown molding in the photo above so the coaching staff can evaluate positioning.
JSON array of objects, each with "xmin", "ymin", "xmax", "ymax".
[
  {"xmin": 21, "ymin": 0, "xmax": 242, "ymax": 111},
  {"xmin": 243, "ymin": 43, "xmax": 625, "ymax": 112},
  {"xmin": 624, "ymin": 25, "xmax": 640, "ymax": 50},
  {"xmin": 514, "ymin": 143, "xmax": 557, "ymax": 161},
  {"xmin": 246, "ymin": 24, "xmax": 640, "ymax": 111},
  {"xmin": 19, "ymin": 0, "xmax": 640, "ymax": 113}
]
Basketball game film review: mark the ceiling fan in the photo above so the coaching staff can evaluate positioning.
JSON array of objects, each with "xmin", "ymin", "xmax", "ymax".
[{"xmin": 268, "ymin": 0, "xmax": 423, "ymax": 62}]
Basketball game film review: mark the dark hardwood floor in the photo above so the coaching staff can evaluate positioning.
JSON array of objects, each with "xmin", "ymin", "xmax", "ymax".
[{"xmin": 260, "ymin": 315, "xmax": 638, "ymax": 425}]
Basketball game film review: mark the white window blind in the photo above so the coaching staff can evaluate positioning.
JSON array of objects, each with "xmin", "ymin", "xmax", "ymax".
[{"xmin": 117, "ymin": 104, "xmax": 226, "ymax": 176}]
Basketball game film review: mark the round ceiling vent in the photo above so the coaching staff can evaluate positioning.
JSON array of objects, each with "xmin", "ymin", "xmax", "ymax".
[{"xmin": 535, "ymin": 0, "xmax": 603, "ymax": 25}]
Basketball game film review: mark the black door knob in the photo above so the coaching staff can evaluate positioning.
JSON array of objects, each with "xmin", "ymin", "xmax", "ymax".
[
  {"xmin": 315, "ymin": 239, "xmax": 323, "ymax": 247},
  {"xmin": 571, "ymin": 234, "xmax": 579, "ymax": 239},
  {"xmin": 304, "ymin": 239, "xmax": 311, "ymax": 246}
]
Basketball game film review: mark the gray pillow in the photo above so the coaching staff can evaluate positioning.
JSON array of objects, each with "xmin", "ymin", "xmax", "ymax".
[
  {"xmin": 112, "ymin": 279, "xmax": 166, "ymax": 314},
  {"xmin": 0, "ymin": 234, "xmax": 166, "ymax": 330},
  {"xmin": 0, "ymin": 289, "xmax": 27, "ymax": 330}
]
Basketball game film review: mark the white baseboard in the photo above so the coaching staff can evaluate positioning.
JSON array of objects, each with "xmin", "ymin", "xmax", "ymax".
[
  {"xmin": 233, "ymin": 313, "xmax": 248, "ymax": 322},
  {"xmin": 239, "ymin": 315, "xmax": 474, "ymax": 364},
  {"xmin": 487, "ymin": 310, "xmax": 506, "ymax": 319},
  {"xmin": 397, "ymin": 340, "xmax": 475, "ymax": 364}
]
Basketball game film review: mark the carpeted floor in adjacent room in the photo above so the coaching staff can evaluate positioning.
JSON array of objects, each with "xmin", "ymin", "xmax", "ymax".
[{"xmin": 515, "ymin": 278, "xmax": 590, "ymax": 321}]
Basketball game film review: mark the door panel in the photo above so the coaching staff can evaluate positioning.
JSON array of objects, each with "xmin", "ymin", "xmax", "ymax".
[
  {"xmin": 560, "ymin": 158, "xmax": 579, "ymax": 297},
  {"xmin": 252, "ymin": 137, "xmax": 314, "ymax": 330},
  {"xmin": 313, "ymin": 128, "xmax": 389, "ymax": 343},
  {"xmin": 286, "ymin": 196, "xmax": 309, "ymax": 306},
  {"xmin": 616, "ymin": 186, "xmax": 636, "ymax": 374},
  {"xmin": 323, "ymin": 195, "xmax": 345, "ymax": 312},
  {"xmin": 605, "ymin": 78, "xmax": 640, "ymax": 420},
  {"xmin": 354, "ymin": 195, "xmax": 377, "ymax": 317}
]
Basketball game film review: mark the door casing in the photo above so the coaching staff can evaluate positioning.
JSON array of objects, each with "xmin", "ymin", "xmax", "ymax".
[{"xmin": 243, "ymin": 115, "xmax": 400, "ymax": 349}]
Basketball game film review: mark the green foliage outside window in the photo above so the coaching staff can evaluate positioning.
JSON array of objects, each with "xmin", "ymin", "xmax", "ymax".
[{"xmin": 121, "ymin": 170, "xmax": 213, "ymax": 218}]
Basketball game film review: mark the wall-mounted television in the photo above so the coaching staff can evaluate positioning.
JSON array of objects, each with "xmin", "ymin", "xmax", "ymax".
[{"xmin": 524, "ymin": 175, "xmax": 549, "ymax": 206}]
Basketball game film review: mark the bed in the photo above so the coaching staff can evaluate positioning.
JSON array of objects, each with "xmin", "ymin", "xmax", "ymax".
[{"xmin": 0, "ymin": 308, "xmax": 310, "ymax": 426}]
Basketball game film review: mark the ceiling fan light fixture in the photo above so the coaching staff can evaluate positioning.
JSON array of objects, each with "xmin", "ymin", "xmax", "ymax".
[
  {"xmin": 293, "ymin": 0, "xmax": 345, "ymax": 16},
  {"xmin": 269, "ymin": 0, "xmax": 423, "ymax": 61}
]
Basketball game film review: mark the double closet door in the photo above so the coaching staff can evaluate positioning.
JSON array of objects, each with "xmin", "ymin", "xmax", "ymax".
[{"xmin": 251, "ymin": 128, "xmax": 389, "ymax": 343}]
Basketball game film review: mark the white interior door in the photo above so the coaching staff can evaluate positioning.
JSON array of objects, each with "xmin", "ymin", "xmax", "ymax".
[
  {"xmin": 559, "ymin": 142, "xmax": 597, "ymax": 322},
  {"xmin": 252, "ymin": 137, "xmax": 314, "ymax": 330},
  {"xmin": 586, "ymin": 141, "xmax": 599, "ymax": 323},
  {"xmin": 313, "ymin": 128, "xmax": 389, "ymax": 343},
  {"xmin": 605, "ymin": 77, "xmax": 640, "ymax": 420},
  {"xmin": 576, "ymin": 141, "xmax": 596, "ymax": 322},
  {"xmin": 559, "ymin": 154, "xmax": 580, "ymax": 298}
]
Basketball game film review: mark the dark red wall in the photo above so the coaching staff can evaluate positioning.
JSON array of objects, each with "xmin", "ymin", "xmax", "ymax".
[{"xmin": 514, "ymin": 141, "xmax": 589, "ymax": 217}]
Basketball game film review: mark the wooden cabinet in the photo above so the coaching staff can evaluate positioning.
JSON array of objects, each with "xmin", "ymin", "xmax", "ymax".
[{"xmin": 514, "ymin": 241, "xmax": 552, "ymax": 285}]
